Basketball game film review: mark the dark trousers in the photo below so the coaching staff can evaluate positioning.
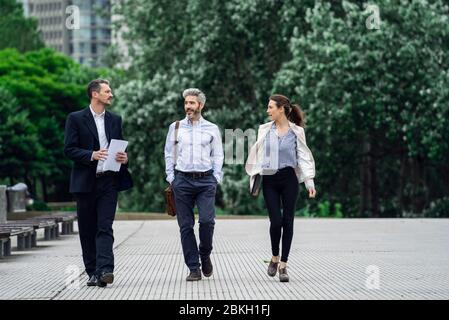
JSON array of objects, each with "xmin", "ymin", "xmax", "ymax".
[
  {"xmin": 172, "ymin": 172, "xmax": 217, "ymax": 272},
  {"xmin": 262, "ymin": 167, "xmax": 299, "ymax": 263},
  {"xmin": 74, "ymin": 175, "xmax": 118, "ymax": 277}
]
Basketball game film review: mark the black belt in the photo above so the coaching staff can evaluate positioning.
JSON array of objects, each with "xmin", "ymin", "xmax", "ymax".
[
  {"xmin": 175, "ymin": 170, "xmax": 213, "ymax": 179},
  {"xmin": 96, "ymin": 171, "xmax": 116, "ymax": 178},
  {"xmin": 278, "ymin": 166, "xmax": 295, "ymax": 172}
]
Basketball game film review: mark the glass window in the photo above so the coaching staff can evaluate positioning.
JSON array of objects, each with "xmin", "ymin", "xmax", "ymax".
[
  {"xmin": 72, "ymin": 29, "xmax": 90, "ymax": 41},
  {"xmin": 102, "ymin": 28, "xmax": 111, "ymax": 39},
  {"xmin": 80, "ymin": 15, "xmax": 91, "ymax": 27}
]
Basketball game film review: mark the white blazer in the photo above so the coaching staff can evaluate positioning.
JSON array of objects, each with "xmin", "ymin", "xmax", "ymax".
[{"xmin": 245, "ymin": 121, "xmax": 315, "ymax": 191}]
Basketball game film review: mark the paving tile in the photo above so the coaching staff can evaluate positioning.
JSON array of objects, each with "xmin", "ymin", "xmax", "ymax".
[{"xmin": 0, "ymin": 219, "xmax": 448, "ymax": 300}]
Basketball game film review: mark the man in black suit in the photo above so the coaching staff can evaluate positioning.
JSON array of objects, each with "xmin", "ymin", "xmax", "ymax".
[{"xmin": 64, "ymin": 79, "xmax": 133, "ymax": 287}]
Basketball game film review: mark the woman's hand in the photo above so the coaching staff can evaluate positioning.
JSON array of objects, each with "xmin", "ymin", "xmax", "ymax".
[{"xmin": 308, "ymin": 188, "xmax": 316, "ymax": 198}]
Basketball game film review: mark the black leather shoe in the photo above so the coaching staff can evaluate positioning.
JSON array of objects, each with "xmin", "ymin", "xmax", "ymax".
[
  {"xmin": 99, "ymin": 271, "xmax": 114, "ymax": 284},
  {"xmin": 186, "ymin": 269, "xmax": 202, "ymax": 281},
  {"xmin": 87, "ymin": 275, "xmax": 97, "ymax": 287},
  {"xmin": 201, "ymin": 257, "xmax": 213, "ymax": 277},
  {"xmin": 97, "ymin": 278, "xmax": 107, "ymax": 287}
]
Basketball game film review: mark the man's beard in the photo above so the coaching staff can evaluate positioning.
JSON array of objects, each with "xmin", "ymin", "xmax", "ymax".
[{"xmin": 186, "ymin": 108, "xmax": 200, "ymax": 117}]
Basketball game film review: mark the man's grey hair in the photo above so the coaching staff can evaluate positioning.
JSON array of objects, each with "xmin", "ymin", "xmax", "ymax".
[{"xmin": 182, "ymin": 88, "xmax": 206, "ymax": 106}]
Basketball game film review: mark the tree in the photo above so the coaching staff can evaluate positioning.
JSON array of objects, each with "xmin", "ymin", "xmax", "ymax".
[
  {"xmin": 113, "ymin": 0, "xmax": 449, "ymax": 217},
  {"xmin": 0, "ymin": 48, "xmax": 123, "ymax": 201},
  {"xmin": 113, "ymin": 0, "xmax": 319, "ymax": 213},
  {"xmin": 0, "ymin": 0, "xmax": 44, "ymax": 52},
  {"xmin": 274, "ymin": 0, "xmax": 449, "ymax": 217},
  {"xmin": 0, "ymin": 87, "xmax": 42, "ymax": 187}
]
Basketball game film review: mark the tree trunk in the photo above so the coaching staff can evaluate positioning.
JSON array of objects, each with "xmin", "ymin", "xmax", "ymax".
[
  {"xmin": 410, "ymin": 157, "xmax": 428, "ymax": 214},
  {"xmin": 24, "ymin": 174, "xmax": 34, "ymax": 198},
  {"xmin": 41, "ymin": 176, "xmax": 48, "ymax": 202},
  {"xmin": 360, "ymin": 138, "xmax": 372, "ymax": 217},
  {"xmin": 399, "ymin": 154, "xmax": 407, "ymax": 216},
  {"xmin": 370, "ymin": 139, "xmax": 380, "ymax": 218},
  {"xmin": 360, "ymin": 135, "xmax": 380, "ymax": 218}
]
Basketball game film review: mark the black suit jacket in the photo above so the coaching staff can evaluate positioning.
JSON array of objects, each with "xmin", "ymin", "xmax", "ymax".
[{"xmin": 64, "ymin": 107, "xmax": 133, "ymax": 193}]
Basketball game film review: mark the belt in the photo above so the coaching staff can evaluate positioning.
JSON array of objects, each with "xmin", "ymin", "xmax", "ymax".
[
  {"xmin": 278, "ymin": 166, "xmax": 295, "ymax": 172},
  {"xmin": 175, "ymin": 170, "xmax": 213, "ymax": 179},
  {"xmin": 95, "ymin": 171, "xmax": 116, "ymax": 178}
]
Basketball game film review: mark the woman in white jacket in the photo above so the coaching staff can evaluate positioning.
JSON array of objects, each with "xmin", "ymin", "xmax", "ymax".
[{"xmin": 245, "ymin": 94, "xmax": 316, "ymax": 282}]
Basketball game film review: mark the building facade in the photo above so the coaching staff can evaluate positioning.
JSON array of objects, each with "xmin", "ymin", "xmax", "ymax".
[{"xmin": 20, "ymin": 0, "xmax": 112, "ymax": 67}]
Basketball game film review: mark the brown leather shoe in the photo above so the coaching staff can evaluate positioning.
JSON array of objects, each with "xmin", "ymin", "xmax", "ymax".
[
  {"xmin": 279, "ymin": 267, "xmax": 289, "ymax": 282},
  {"xmin": 99, "ymin": 272, "xmax": 114, "ymax": 284},
  {"xmin": 267, "ymin": 260, "xmax": 279, "ymax": 277}
]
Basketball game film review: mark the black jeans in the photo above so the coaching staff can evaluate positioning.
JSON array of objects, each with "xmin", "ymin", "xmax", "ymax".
[
  {"xmin": 262, "ymin": 167, "xmax": 299, "ymax": 263},
  {"xmin": 74, "ymin": 175, "xmax": 118, "ymax": 277}
]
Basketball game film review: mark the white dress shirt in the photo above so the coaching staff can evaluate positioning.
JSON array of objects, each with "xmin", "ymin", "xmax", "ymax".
[
  {"xmin": 89, "ymin": 105, "xmax": 108, "ymax": 173},
  {"xmin": 164, "ymin": 116, "xmax": 224, "ymax": 184}
]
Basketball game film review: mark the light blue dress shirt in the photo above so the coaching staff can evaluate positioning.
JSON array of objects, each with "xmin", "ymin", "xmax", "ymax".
[
  {"xmin": 164, "ymin": 116, "xmax": 224, "ymax": 184},
  {"xmin": 263, "ymin": 123, "xmax": 297, "ymax": 173}
]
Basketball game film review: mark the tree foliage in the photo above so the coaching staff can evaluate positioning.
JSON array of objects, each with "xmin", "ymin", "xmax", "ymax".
[
  {"xmin": 0, "ymin": 48, "xmax": 122, "ymax": 200},
  {"xmin": 112, "ymin": 0, "xmax": 448, "ymax": 216},
  {"xmin": 0, "ymin": 0, "xmax": 44, "ymax": 52},
  {"xmin": 274, "ymin": 0, "xmax": 449, "ymax": 216}
]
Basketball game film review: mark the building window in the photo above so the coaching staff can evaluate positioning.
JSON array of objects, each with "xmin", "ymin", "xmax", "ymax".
[{"xmin": 102, "ymin": 29, "xmax": 111, "ymax": 39}]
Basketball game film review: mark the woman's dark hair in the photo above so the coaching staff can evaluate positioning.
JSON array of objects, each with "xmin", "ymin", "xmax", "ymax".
[{"xmin": 269, "ymin": 94, "xmax": 306, "ymax": 127}]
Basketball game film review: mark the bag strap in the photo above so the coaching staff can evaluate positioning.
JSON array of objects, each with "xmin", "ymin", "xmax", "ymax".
[{"xmin": 173, "ymin": 121, "xmax": 180, "ymax": 170}]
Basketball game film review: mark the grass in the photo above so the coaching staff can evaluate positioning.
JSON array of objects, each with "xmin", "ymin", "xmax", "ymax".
[{"xmin": 26, "ymin": 202, "xmax": 344, "ymax": 220}]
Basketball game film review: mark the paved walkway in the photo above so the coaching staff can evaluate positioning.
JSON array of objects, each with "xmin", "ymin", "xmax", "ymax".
[{"xmin": 0, "ymin": 218, "xmax": 448, "ymax": 300}]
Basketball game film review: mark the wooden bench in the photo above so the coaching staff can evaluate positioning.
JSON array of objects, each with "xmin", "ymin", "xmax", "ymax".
[{"xmin": 0, "ymin": 226, "xmax": 35, "ymax": 257}]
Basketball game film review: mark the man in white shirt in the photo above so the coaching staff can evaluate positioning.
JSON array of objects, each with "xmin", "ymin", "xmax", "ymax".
[{"xmin": 164, "ymin": 88, "xmax": 224, "ymax": 281}]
